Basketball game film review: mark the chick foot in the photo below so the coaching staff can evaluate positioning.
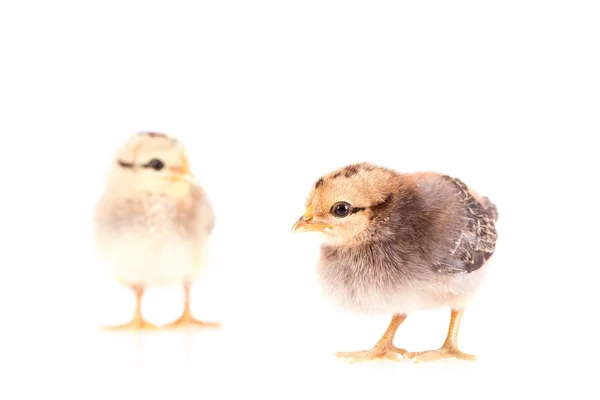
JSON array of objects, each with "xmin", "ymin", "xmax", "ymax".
[
  {"xmin": 336, "ymin": 344, "xmax": 407, "ymax": 363},
  {"xmin": 164, "ymin": 283, "xmax": 221, "ymax": 329},
  {"xmin": 163, "ymin": 313, "xmax": 221, "ymax": 329},
  {"xmin": 102, "ymin": 285, "xmax": 157, "ymax": 331},
  {"xmin": 101, "ymin": 318, "xmax": 158, "ymax": 331},
  {"xmin": 336, "ymin": 313, "xmax": 408, "ymax": 363},
  {"xmin": 406, "ymin": 346, "xmax": 476, "ymax": 363},
  {"xmin": 406, "ymin": 309, "xmax": 476, "ymax": 363}
]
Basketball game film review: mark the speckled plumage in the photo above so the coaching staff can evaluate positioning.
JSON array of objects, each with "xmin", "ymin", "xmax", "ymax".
[
  {"xmin": 294, "ymin": 162, "xmax": 499, "ymax": 361},
  {"xmin": 309, "ymin": 164, "xmax": 498, "ymax": 316}
]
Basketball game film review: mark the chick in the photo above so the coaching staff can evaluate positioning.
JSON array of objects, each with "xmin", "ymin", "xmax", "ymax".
[
  {"xmin": 292, "ymin": 162, "xmax": 498, "ymax": 362},
  {"xmin": 94, "ymin": 132, "xmax": 219, "ymax": 330}
]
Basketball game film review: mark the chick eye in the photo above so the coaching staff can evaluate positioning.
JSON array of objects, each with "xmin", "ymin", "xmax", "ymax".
[
  {"xmin": 146, "ymin": 158, "xmax": 164, "ymax": 171},
  {"xmin": 331, "ymin": 202, "xmax": 351, "ymax": 218}
]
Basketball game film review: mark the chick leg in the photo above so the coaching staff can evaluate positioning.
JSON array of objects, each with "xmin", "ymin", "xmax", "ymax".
[
  {"xmin": 102, "ymin": 284, "xmax": 157, "ymax": 330},
  {"xmin": 406, "ymin": 308, "xmax": 475, "ymax": 362},
  {"xmin": 336, "ymin": 314, "xmax": 407, "ymax": 363},
  {"xmin": 162, "ymin": 283, "xmax": 220, "ymax": 329}
]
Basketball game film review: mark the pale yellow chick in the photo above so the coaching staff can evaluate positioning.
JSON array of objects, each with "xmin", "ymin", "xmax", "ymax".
[{"xmin": 94, "ymin": 132, "xmax": 218, "ymax": 330}]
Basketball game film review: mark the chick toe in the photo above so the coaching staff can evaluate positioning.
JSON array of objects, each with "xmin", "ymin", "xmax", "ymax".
[
  {"xmin": 406, "ymin": 347, "xmax": 476, "ymax": 363},
  {"xmin": 336, "ymin": 344, "xmax": 407, "ymax": 363},
  {"xmin": 163, "ymin": 315, "xmax": 221, "ymax": 329},
  {"xmin": 101, "ymin": 318, "xmax": 158, "ymax": 331}
]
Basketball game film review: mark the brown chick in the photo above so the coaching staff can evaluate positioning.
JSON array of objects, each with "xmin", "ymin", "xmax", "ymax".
[{"xmin": 292, "ymin": 162, "xmax": 498, "ymax": 362}]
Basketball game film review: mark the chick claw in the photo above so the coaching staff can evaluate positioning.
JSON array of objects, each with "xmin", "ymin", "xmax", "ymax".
[
  {"xmin": 101, "ymin": 319, "xmax": 158, "ymax": 331},
  {"xmin": 406, "ymin": 347, "xmax": 476, "ymax": 363},
  {"xmin": 163, "ymin": 314, "xmax": 221, "ymax": 329},
  {"xmin": 336, "ymin": 344, "xmax": 407, "ymax": 363}
]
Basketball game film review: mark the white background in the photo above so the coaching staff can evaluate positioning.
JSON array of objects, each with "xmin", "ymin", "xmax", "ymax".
[{"xmin": 1, "ymin": 0, "xmax": 598, "ymax": 398}]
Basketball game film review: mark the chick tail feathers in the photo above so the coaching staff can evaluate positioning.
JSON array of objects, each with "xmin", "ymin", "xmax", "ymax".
[{"xmin": 481, "ymin": 196, "xmax": 498, "ymax": 222}]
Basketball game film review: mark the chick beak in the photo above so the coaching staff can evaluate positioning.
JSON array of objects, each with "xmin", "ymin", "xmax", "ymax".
[
  {"xmin": 292, "ymin": 205, "xmax": 334, "ymax": 233},
  {"xmin": 169, "ymin": 158, "xmax": 197, "ymax": 185}
]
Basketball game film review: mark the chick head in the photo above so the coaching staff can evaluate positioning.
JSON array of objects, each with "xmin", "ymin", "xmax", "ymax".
[
  {"xmin": 105, "ymin": 131, "xmax": 196, "ymax": 197},
  {"xmin": 292, "ymin": 162, "xmax": 398, "ymax": 246}
]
